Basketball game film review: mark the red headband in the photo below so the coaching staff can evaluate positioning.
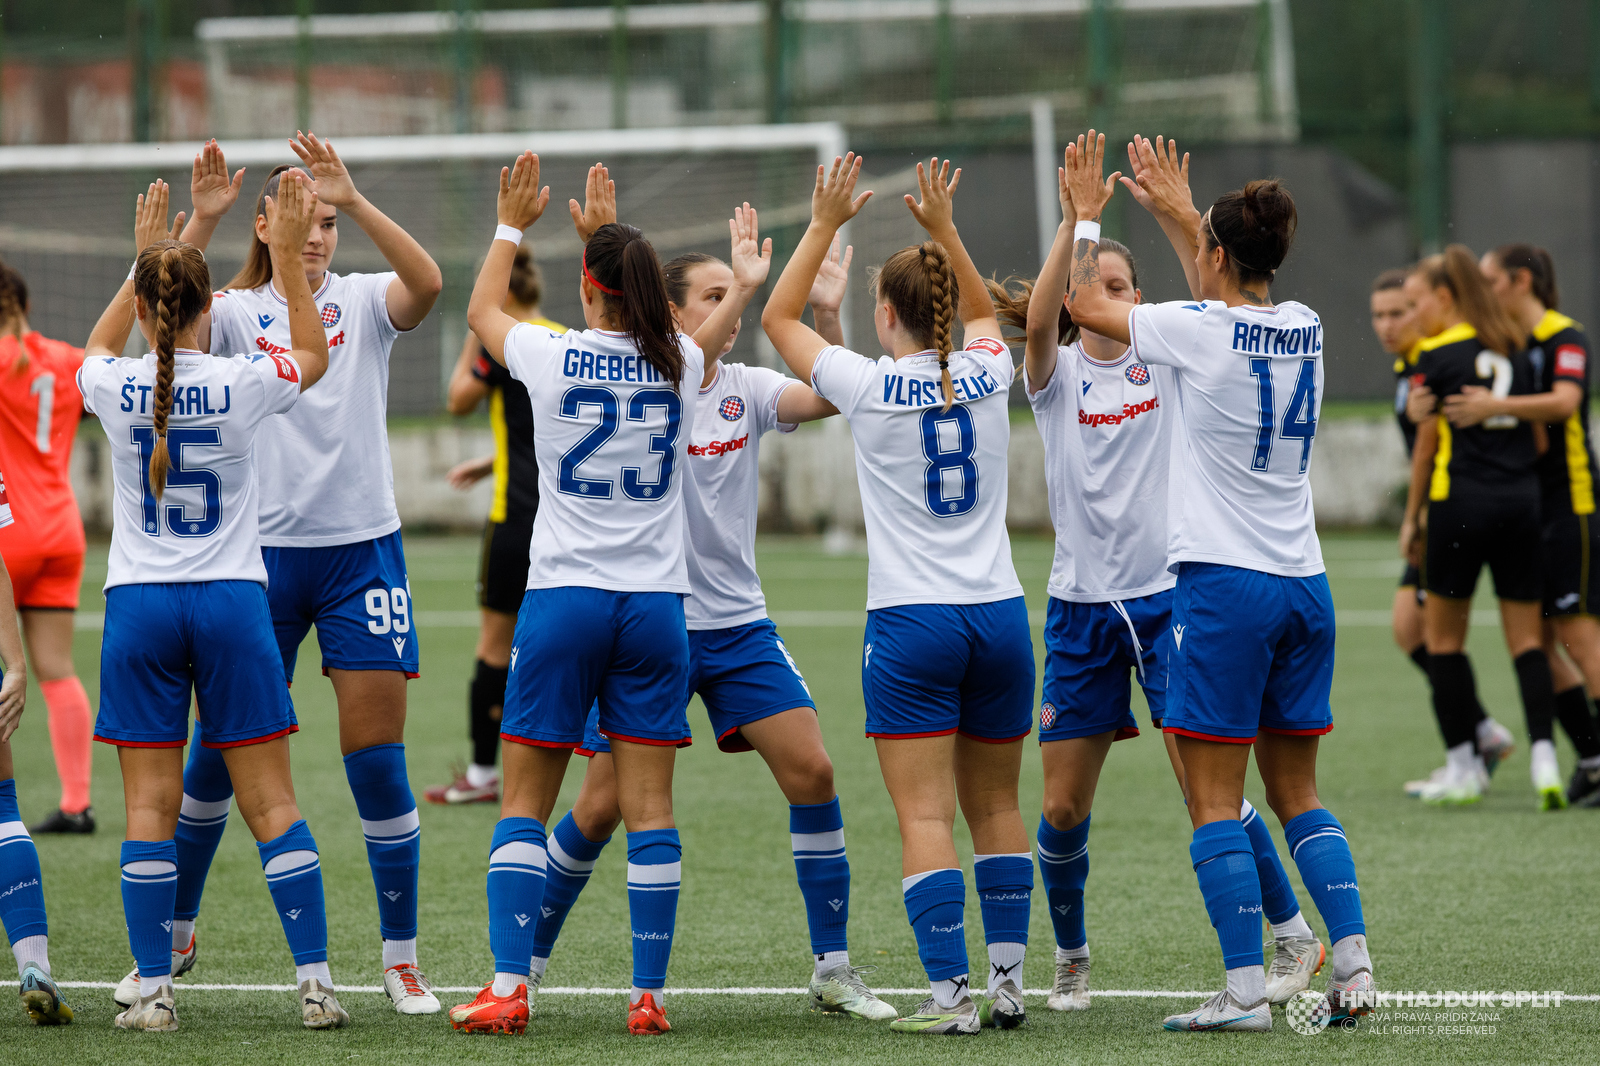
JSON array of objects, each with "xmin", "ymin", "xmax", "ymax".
[{"xmin": 582, "ymin": 247, "xmax": 622, "ymax": 297}]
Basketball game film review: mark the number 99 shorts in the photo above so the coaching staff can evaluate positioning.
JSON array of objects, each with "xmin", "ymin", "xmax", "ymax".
[{"xmin": 262, "ymin": 530, "xmax": 421, "ymax": 681}]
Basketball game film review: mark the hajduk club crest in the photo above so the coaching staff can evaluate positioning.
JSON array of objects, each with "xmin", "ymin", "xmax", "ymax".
[
  {"xmin": 1125, "ymin": 363, "xmax": 1150, "ymax": 385},
  {"xmin": 320, "ymin": 303, "xmax": 342, "ymax": 327},
  {"xmin": 720, "ymin": 395, "xmax": 746, "ymax": 421},
  {"xmin": 1040, "ymin": 702, "xmax": 1058, "ymax": 730}
]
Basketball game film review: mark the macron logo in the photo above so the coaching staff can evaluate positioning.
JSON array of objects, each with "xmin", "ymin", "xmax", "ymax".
[
  {"xmin": 286, "ymin": 908, "xmax": 302, "ymax": 921},
  {"xmin": 161, "ymin": 920, "xmax": 173, "ymax": 932},
  {"xmin": 392, "ymin": 637, "xmax": 407, "ymax": 657},
  {"xmin": 384, "ymin": 891, "xmax": 402, "ymax": 902},
  {"xmin": 1082, "ymin": 380, "xmax": 1092, "ymax": 395},
  {"xmin": 1173, "ymin": 624, "xmax": 1186, "ymax": 650},
  {"xmin": 257, "ymin": 313, "xmax": 274, "ymax": 329},
  {"xmin": 541, "ymin": 906, "xmax": 555, "ymax": 918},
  {"xmin": 510, "ymin": 648, "xmax": 519, "ymax": 671},
  {"xmin": 514, "ymin": 913, "xmax": 530, "ymax": 927},
  {"xmin": 829, "ymin": 899, "xmax": 844, "ymax": 912}
]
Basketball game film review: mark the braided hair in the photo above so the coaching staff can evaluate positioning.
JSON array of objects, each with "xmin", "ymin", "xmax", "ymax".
[
  {"xmin": 133, "ymin": 240, "xmax": 211, "ymax": 498},
  {"xmin": 873, "ymin": 240, "xmax": 960, "ymax": 410}
]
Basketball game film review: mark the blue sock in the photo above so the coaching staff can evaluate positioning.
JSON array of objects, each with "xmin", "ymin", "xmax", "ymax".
[
  {"xmin": 120, "ymin": 839, "xmax": 178, "ymax": 979},
  {"xmin": 343, "ymin": 744, "xmax": 420, "ymax": 947},
  {"xmin": 974, "ymin": 852, "xmax": 1032, "ymax": 992},
  {"xmin": 1190, "ymin": 820, "xmax": 1262, "ymax": 971},
  {"xmin": 1284, "ymin": 808, "xmax": 1365, "ymax": 944},
  {"xmin": 258, "ymin": 820, "xmax": 328, "ymax": 966},
  {"xmin": 790, "ymin": 797, "xmax": 849, "ymax": 956},
  {"xmin": 487, "ymin": 817, "xmax": 548, "ymax": 976},
  {"xmin": 626, "ymin": 828, "xmax": 682, "ymax": 990},
  {"xmin": 1036, "ymin": 813, "xmax": 1090, "ymax": 951},
  {"xmin": 902, "ymin": 868, "xmax": 968, "ymax": 984},
  {"xmin": 533, "ymin": 812, "xmax": 608, "ymax": 961},
  {"xmin": 174, "ymin": 731, "xmax": 232, "ymax": 924},
  {"xmin": 1240, "ymin": 800, "xmax": 1299, "ymax": 926},
  {"xmin": 0, "ymin": 780, "xmax": 48, "ymax": 945}
]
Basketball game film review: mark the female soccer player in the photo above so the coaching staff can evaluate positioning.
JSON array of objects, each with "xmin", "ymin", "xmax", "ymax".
[
  {"xmin": 1399, "ymin": 249, "xmax": 1555, "ymax": 807},
  {"xmin": 166, "ymin": 135, "xmax": 444, "ymax": 1014},
  {"xmin": 0, "ymin": 259, "xmax": 96, "ymax": 835},
  {"xmin": 986, "ymin": 139, "xmax": 1322, "ymax": 1015},
  {"xmin": 426, "ymin": 244, "xmax": 565, "ymax": 807},
  {"xmin": 764, "ymin": 156, "xmax": 1034, "ymax": 1036},
  {"xmin": 83, "ymin": 175, "xmax": 346, "ymax": 1031},
  {"xmin": 1062, "ymin": 131, "xmax": 1374, "ymax": 1031},
  {"xmin": 0, "ymin": 483, "xmax": 73, "ymax": 1025},
  {"xmin": 1440, "ymin": 244, "xmax": 1600, "ymax": 806},
  {"xmin": 448, "ymin": 156, "xmax": 747, "ymax": 1036},
  {"xmin": 526, "ymin": 220, "xmax": 896, "ymax": 1021}
]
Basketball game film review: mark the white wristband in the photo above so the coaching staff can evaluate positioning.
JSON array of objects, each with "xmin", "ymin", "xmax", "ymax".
[
  {"xmin": 127, "ymin": 261, "xmax": 138, "ymax": 281},
  {"xmin": 494, "ymin": 224, "xmax": 524, "ymax": 245},
  {"xmin": 1073, "ymin": 220, "xmax": 1102, "ymax": 244}
]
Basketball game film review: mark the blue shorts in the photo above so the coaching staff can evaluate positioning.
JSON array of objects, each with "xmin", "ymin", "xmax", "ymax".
[
  {"xmin": 502, "ymin": 587, "xmax": 691, "ymax": 749},
  {"xmin": 1163, "ymin": 562, "xmax": 1336, "ymax": 743},
  {"xmin": 94, "ymin": 582, "xmax": 297, "ymax": 749},
  {"xmin": 862, "ymin": 597, "xmax": 1035, "ymax": 742},
  {"xmin": 1038, "ymin": 590, "xmax": 1172, "ymax": 742},
  {"xmin": 264, "ymin": 530, "xmax": 420, "ymax": 680}
]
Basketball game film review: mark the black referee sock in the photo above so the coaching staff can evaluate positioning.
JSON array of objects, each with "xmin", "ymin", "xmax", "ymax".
[
  {"xmin": 1427, "ymin": 652, "xmax": 1480, "ymax": 750},
  {"xmin": 1554, "ymin": 686, "xmax": 1600, "ymax": 760},
  {"xmin": 1513, "ymin": 651, "xmax": 1557, "ymax": 746},
  {"xmin": 469, "ymin": 659, "xmax": 510, "ymax": 769}
]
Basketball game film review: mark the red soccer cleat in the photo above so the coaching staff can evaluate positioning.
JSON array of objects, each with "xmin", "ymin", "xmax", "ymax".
[
  {"xmin": 449, "ymin": 983, "xmax": 528, "ymax": 1034},
  {"xmin": 627, "ymin": 992, "xmax": 671, "ymax": 1035}
]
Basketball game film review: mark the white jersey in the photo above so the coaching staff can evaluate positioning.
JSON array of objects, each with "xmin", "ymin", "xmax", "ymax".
[
  {"xmin": 503, "ymin": 323, "xmax": 705, "ymax": 593},
  {"xmin": 209, "ymin": 271, "xmax": 403, "ymax": 547},
  {"xmin": 1128, "ymin": 298, "xmax": 1325, "ymax": 577},
  {"xmin": 683, "ymin": 361, "xmax": 797, "ymax": 630},
  {"xmin": 1027, "ymin": 340, "xmax": 1176, "ymax": 602},
  {"xmin": 78, "ymin": 348, "xmax": 302, "ymax": 589},
  {"xmin": 811, "ymin": 338, "xmax": 1024, "ymax": 610}
]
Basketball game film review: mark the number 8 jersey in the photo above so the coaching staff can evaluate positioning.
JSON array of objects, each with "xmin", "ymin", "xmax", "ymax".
[
  {"xmin": 810, "ymin": 338, "xmax": 1023, "ymax": 609},
  {"xmin": 78, "ymin": 348, "xmax": 302, "ymax": 589},
  {"xmin": 503, "ymin": 323, "xmax": 704, "ymax": 593}
]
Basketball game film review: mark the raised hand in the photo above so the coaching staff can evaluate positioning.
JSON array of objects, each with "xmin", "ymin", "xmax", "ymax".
[
  {"xmin": 1057, "ymin": 152, "xmax": 1077, "ymax": 226},
  {"xmin": 1064, "ymin": 130, "xmax": 1120, "ymax": 223},
  {"xmin": 264, "ymin": 169, "xmax": 319, "ymax": 257},
  {"xmin": 729, "ymin": 203, "xmax": 773, "ymax": 292},
  {"xmin": 812, "ymin": 153, "xmax": 872, "ymax": 231},
  {"xmin": 290, "ymin": 131, "xmax": 359, "ymax": 207},
  {"xmin": 1128, "ymin": 135, "xmax": 1196, "ymax": 225},
  {"xmin": 191, "ymin": 139, "xmax": 245, "ymax": 221},
  {"xmin": 1117, "ymin": 138, "xmax": 1160, "ymax": 216},
  {"xmin": 904, "ymin": 157, "xmax": 962, "ymax": 234},
  {"xmin": 807, "ymin": 234, "xmax": 853, "ymax": 314},
  {"xmin": 135, "ymin": 180, "xmax": 186, "ymax": 253},
  {"xmin": 568, "ymin": 163, "xmax": 616, "ymax": 242},
  {"xmin": 499, "ymin": 151, "xmax": 551, "ymax": 231}
]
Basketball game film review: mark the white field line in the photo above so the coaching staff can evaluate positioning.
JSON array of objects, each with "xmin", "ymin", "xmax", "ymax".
[{"xmin": 51, "ymin": 981, "xmax": 1600, "ymax": 1002}]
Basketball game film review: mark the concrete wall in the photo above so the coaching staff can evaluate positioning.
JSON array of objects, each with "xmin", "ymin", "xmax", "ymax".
[{"xmin": 70, "ymin": 415, "xmax": 1408, "ymax": 536}]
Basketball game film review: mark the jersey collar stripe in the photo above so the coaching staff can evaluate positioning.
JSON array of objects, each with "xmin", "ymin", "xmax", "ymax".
[
  {"xmin": 1076, "ymin": 340, "xmax": 1132, "ymax": 368},
  {"xmin": 267, "ymin": 273, "xmax": 334, "ymax": 308},
  {"xmin": 699, "ymin": 363, "xmax": 722, "ymax": 395}
]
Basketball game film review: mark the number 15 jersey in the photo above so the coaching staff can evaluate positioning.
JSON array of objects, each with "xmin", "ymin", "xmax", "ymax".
[{"xmin": 811, "ymin": 338, "xmax": 1023, "ymax": 610}]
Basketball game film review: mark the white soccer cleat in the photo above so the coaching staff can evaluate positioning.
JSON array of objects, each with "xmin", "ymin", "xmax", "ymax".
[
  {"xmin": 1325, "ymin": 968, "xmax": 1377, "ymax": 1023},
  {"xmin": 300, "ymin": 977, "xmax": 350, "ymax": 1029},
  {"xmin": 113, "ymin": 935, "xmax": 199, "ymax": 1008},
  {"xmin": 1161, "ymin": 989, "xmax": 1272, "ymax": 1032},
  {"xmin": 383, "ymin": 963, "xmax": 441, "ymax": 1015},
  {"xmin": 978, "ymin": 979, "xmax": 1026, "ymax": 1029},
  {"xmin": 114, "ymin": 984, "xmax": 178, "ymax": 1031},
  {"xmin": 1478, "ymin": 719, "xmax": 1516, "ymax": 776},
  {"xmin": 1047, "ymin": 952, "xmax": 1091, "ymax": 1011},
  {"xmin": 1419, "ymin": 765, "xmax": 1483, "ymax": 805},
  {"xmin": 1532, "ymin": 744, "xmax": 1568, "ymax": 811},
  {"xmin": 1264, "ymin": 936, "xmax": 1325, "ymax": 1004},
  {"xmin": 809, "ymin": 964, "xmax": 898, "ymax": 1021},
  {"xmin": 888, "ymin": 994, "xmax": 981, "ymax": 1035},
  {"xmin": 526, "ymin": 968, "xmax": 542, "ymax": 1016},
  {"xmin": 1403, "ymin": 764, "xmax": 1448, "ymax": 797}
]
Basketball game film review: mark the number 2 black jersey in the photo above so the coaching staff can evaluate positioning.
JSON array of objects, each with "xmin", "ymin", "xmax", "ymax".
[
  {"xmin": 1526, "ymin": 309, "xmax": 1595, "ymax": 518},
  {"xmin": 1414, "ymin": 323, "xmax": 1539, "ymax": 501}
]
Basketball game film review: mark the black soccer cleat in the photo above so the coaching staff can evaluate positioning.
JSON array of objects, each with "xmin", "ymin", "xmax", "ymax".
[
  {"xmin": 1571, "ymin": 765, "xmax": 1600, "ymax": 807},
  {"xmin": 28, "ymin": 807, "xmax": 95, "ymax": 835}
]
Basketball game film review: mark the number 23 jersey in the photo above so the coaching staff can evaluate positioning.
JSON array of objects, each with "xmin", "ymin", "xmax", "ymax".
[
  {"xmin": 810, "ymin": 338, "xmax": 1023, "ymax": 610},
  {"xmin": 78, "ymin": 349, "xmax": 302, "ymax": 589}
]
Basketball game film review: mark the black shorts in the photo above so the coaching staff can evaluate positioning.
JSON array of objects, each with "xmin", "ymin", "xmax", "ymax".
[
  {"xmin": 1424, "ymin": 492, "xmax": 1542, "ymax": 602},
  {"xmin": 1399, "ymin": 563, "xmax": 1425, "ymax": 606},
  {"xmin": 1542, "ymin": 511, "xmax": 1600, "ymax": 617},
  {"xmin": 477, "ymin": 520, "xmax": 534, "ymax": 616}
]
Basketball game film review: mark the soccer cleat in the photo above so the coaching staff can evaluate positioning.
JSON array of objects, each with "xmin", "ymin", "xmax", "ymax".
[
  {"xmin": 808, "ymin": 963, "xmax": 898, "ymax": 1021},
  {"xmin": 114, "ymin": 984, "xmax": 178, "ymax": 1031},
  {"xmin": 1419, "ymin": 766, "xmax": 1483, "ymax": 805},
  {"xmin": 1047, "ymin": 953, "xmax": 1091, "ymax": 1011},
  {"xmin": 888, "ymin": 995, "xmax": 981, "ymax": 1035},
  {"xmin": 450, "ymin": 984, "xmax": 528, "ymax": 1034},
  {"xmin": 627, "ymin": 992, "xmax": 671, "ymax": 1035},
  {"xmin": 299, "ymin": 978, "xmax": 350, "ymax": 1030},
  {"xmin": 383, "ymin": 963, "xmax": 441, "ymax": 1015},
  {"xmin": 526, "ymin": 968, "xmax": 542, "ymax": 1016},
  {"xmin": 1403, "ymin": 765, "xmax": 1448, "ymax": 798},
  {"xmin": 978, "ymin": 979, "xmax": 1026, "ymax": 1029},
  {"xmin": 19, "ymin": 964, "xmax": 73, "ymax": 1026},
  {"xmin": 28, "ymin": 807, "xmax": 95, "ymax": 835},
  {"xmin": 1264, "ymin": 936, "xmax": 1325, "ymax": 1005},
  {"xmin": 1533, "ymin": 756, "xmax": 1568, "ymax": 811},
  {"xmin": 424, "ymin": 764, "xmax": 498, "ymax": 805},
  {"xmin": 1566, "ymin": 763, "xmax": 1600, "ymax": 806},
  {"xmin": 1325, "ymin": 968, "xmax": 1376, "ymax": 1024},
  {"xmin": 1161, "ymin": 989, "xmax": 1272, "ymax": 1032},
  {"xmin": 114, "ymin": 934, "xmax": 199, "ymax": 1008},
  {"xmin": 1478, "ymin": 720, "xmax": 1516, "ymax": 776}
]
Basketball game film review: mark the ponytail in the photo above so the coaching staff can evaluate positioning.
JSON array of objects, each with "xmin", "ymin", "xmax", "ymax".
[
  {"xmin": 133, "ymin": 240, "xmax": 212, "ymax": 499},
  {"xmin": 1415, "ymin": 245, "xmax": 1524, "ymax": 357},
  {"xmin": 986, "ymin": 239, "xmax": 1139, "ymax": 350},
  {"xmin": 585, "ymin": 222, "xmax": 684, "ymax": 389},
  {"xmin": 0, "ymin": 258, "xmax": 29, "ymax": 372},
  {"xmin": 225, "ymin": 165, "xmax": 294, "ymax": 291},
  {"xmin": 1492, "ymin": 243, "xmax": 1559, "ymax": 311},
  {"xmin": 873, "ymin": 240, "xmax": 963, "ymax": 409}
]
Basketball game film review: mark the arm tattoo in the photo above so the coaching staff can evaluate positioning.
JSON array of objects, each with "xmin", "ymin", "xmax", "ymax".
[{"xmin": 1068, "ymin": 238, "xmax": 1100, "ymax": 300}]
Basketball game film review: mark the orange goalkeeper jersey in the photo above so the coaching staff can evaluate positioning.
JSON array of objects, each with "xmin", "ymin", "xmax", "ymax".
[{"xmin": 0, "ymin": 332, "xmax": 87, "ymax": 557}]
